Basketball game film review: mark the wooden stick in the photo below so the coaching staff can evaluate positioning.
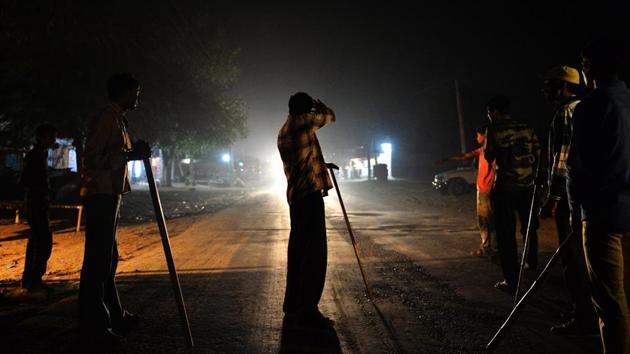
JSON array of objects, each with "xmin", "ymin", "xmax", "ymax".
[
  {"xmin": 487, "ymin": 230, "xmax": 573, "ymax": 352},
  {"xmin": 327, "ymin": 165, "xmax": 374, "ymax": 300},
  {"xmin": 143, "ymin": 158, "xmax": 194, "ymax": 348}
]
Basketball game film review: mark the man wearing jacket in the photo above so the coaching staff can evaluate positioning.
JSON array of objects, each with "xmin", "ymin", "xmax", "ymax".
[
  {"xmin": 78, "ymin": 73, "xmax": 150, "ymax": 345},
  {"xmin": 568, "ymin": 38, "xmax": 630, "ymax": 354}
]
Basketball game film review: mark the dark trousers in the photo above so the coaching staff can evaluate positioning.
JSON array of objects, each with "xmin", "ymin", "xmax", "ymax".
[
  {"xmin": 493, "ymin": 186, "xmax": 539, "ymax": 286},
  {"xmin": 78, "ymin": 194, "xmax": 124, "ymax": 332},
  {"xmin": 283, "ymin": 192, "xmax": 327, "ymax": 314},
  {"xmin": 582, "ymin": 220, "xmax": 630, "ymax": 354},
  {"xmin": 22, "ymin": 198, "xmax": 52, "ymax": 288},
  {"xmin": 555, "ymin": 196, "xmax": 597, "ymax": 328}
]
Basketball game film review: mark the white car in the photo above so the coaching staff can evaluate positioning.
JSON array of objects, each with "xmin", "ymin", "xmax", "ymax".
[{"xmin": 432, "ymin": 166, "xmax": 477, "ymax": 195}]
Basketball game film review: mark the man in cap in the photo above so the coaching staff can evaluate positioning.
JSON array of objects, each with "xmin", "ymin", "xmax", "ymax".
[{"xmin": 540, "ymin": 66, "xmax": 597, "ymax": 336}]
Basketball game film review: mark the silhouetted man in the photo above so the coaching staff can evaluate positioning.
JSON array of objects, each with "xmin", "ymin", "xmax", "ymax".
[
  {"xmin": 484, "ymin": 95, "xmax": 540, "ymax": 293},
  {"xmin": 20, "ymin": 123, "xmax": 57, "ymax": 292},
  {"xmin": 277, "ymin": 92, "xmax": 336, "ymax": 328},
  {"xmin": 78, "ymin": 73, "xmax": 150, "ymax": 345},
  {"xmin": 568, "ymin": 38, "xmax": 630, "ymax": 354},
  {"xmin": 539, "ymin": 66, "xmax": 597, "ymax": 336}
]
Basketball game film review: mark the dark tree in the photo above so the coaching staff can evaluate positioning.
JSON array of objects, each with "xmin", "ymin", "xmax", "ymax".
[{"xmin": 0, "ymin": 0, "xmax": 247, "ymax": 185}]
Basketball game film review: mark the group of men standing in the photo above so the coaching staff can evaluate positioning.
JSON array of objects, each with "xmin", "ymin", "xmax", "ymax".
[
  {"xmin": 16, "ymin": 38, "xmax": 628, "ymax": 353},
  {"xmin": 439, "ymin": 38, "xmax": 629, "ymax": 353}
]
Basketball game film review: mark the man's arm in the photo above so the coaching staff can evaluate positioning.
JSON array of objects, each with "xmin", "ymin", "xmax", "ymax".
[
  {"xmin": 437, "ymin": 148, "xmax": 480, "ymax": 164},
  {"xmin": 310, "ymin": 99, "xmax": 336, "ymax": 129}
]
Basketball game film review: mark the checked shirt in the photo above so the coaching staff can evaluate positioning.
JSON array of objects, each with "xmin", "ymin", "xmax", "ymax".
[
  {"xmin": 547, "ymin": 97, "xmax": 580, "ymax": 201},
  {"xmin": 277, "ymin": 104, "xmax": 336, "ymax": 204}
]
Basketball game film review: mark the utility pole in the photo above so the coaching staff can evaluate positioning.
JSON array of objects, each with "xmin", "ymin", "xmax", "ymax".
[
  {"xmin": 454, "ymin": 79, "xmax": 467, "ymax": 154},
  {"xmin": 366, "ymin": 139, "xmax": 372, "ymax": 180}
]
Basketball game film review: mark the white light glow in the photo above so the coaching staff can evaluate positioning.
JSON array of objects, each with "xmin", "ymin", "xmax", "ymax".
[
  {"xmin": 378, "ymin": 143, "xmax": 393, "ymax": 177},
  {"xmin": 270, "ymin": 153, "xmax": 287, "ymax": 193},
  {"xmin": 182, "ymin": 158, "xmax": 191, "ymax": 164},
  {"xmin": 222, "ymin": 153, "xmax": 231, "ymax": 163},
  {"xmin": 133, "ymin": 160, "xmax": 142, "ymax": 178}
]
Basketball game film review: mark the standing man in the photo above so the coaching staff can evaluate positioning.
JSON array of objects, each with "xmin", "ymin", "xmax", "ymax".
[
  {"xmin": 20, "ymin": 123, "xmax": 57, "ymax": 292},
  {"xmin": 78, "ymin": 73, "xmax": 150, "ymax": 344},
  {"xmin": 568, "ymin": 38, "xmax": 630, "ymax": 354},
  {"xmin": 540, "ymin": 66, "xmax": 597, "ymax": 336},
  {"xmin": 484, "ymin": 95, "xmax": 541, "ymax": 293},
  {"xmin": 437, "ymin": 125, "xmax": 496, "ymax": 257},
  {"xmin": 277, "ymin": 92, "xmax": 336, "ymax": 328}
]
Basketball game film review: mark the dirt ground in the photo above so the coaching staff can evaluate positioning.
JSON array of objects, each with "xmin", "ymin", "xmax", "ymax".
[{"xmin": 0, "ymin": 179, "xmax": 617, "ymax": 353}]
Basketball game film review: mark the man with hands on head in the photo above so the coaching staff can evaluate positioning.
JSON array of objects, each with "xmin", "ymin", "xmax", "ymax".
[{"xmin": 277, "ymin": 92, "xmax": 336, "ymax": 329}]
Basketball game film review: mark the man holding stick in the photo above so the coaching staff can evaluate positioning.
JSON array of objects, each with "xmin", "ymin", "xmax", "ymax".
[
  {"xmin": 78, "ymin": 73, "xmax": 150, "ymax": 345},
  {"xmin": 277, "ymin": 92, "xmax": 336, "ymax": 329},
  {"xmin": 539, "ymin": 66, "xmax": 597, "ymax": 336}
]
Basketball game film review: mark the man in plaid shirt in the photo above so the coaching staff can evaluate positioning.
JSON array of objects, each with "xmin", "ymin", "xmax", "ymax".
[
  {"xmin": 277, "ymin": 92, "xmax": 336, "ymax": 328},
  {"xmin": 540, "ymin": 66, "xmax": 597, "ymax": 336}
]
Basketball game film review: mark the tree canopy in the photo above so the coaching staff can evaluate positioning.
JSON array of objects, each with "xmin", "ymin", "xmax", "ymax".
[{"xmin": 0, "ymin": 0, "xmax": 247, "ymax": 155}]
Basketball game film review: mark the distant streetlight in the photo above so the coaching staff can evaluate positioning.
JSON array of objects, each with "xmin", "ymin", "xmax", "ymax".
[{"xmin": 221, "ymin": 153, "xmax": 231, "ymax": 163}]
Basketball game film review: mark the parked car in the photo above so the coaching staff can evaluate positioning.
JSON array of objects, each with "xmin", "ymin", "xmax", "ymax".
[
  {"xmin": 181, "ymin": 159, "xmax": 231, "ymax": 187},
  {"xmin": 432, "ymin": 166, "xmax": 476, "ymax": 195}
]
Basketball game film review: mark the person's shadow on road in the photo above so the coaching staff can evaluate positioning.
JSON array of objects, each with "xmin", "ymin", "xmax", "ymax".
[{"xmin": 279, "ymin": 315, "xmax": 341, "ymax": 354}]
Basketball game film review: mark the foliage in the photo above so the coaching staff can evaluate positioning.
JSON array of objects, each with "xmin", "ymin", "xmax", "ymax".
[{"xmin": 0, "ymin": 0, "xmax": 247, "ymax": 156}]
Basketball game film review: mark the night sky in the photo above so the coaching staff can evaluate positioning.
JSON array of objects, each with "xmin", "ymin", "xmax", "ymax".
[
  {"xmin": 6, "ymin": 1, "xmax": 621, "ymax": 176},
  {"xmin": 213, "ymin": 1, "xmax": 620, "ymax": 176}
]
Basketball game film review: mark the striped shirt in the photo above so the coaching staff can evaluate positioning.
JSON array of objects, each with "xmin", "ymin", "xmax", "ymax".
[
  {"xmin": 277, "ymin": 104, "xmax": 336, "ymax": 204},
  {"xmin": 547, "ymin": 97, "xmax": 580, "ymax": 200},
  {"xmin": 484, "ymin": 118, "xmax": 540, "ymax": 189}
]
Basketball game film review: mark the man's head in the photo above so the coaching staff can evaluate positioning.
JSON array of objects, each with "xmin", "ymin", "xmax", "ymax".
[
  {"xmin": 581, "ymin": 37, "xmax": 626, "ymax": 86},
  {"xmin": 35, "ymin": 123, "xmax": 57, "ymax": 149},
  {"xmin": 288, "ymin": 92, "xmax": 313, "ymax": 116},
  {"xmin": 486, "ymin": 95, "xmax": 510, "ymax": 123},
  {"xmin": 475, "ymin": 125, "xmax": 488, "ymax": 145},
  {"xmin": 542, "ymin": 66, "xmax": 581, "ymax": 102},
  {"xmin": 107, "ymin": 73, "xmax": 140, "ymax": 111}
]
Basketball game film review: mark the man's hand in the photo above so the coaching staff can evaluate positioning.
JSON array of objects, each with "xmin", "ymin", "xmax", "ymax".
[
  {"xmin": 127, "ymin": 140, "xmax": 152, "ymax": 161},
  {"xmin": 325, "ymin": 162, "xmax": 340, "ymax": 170},
  {"xmin": 312, "ymin": 99, "xmax": 325, "ymax": 112},
  {"xmin": 540, "ymin": 199, "xmax": 558, "ymax": 219}
]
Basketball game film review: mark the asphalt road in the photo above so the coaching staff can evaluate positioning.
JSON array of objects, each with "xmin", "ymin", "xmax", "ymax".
[{"xmin": 0, "ymin": 180, "xmax": 604, "ymax": 353}]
